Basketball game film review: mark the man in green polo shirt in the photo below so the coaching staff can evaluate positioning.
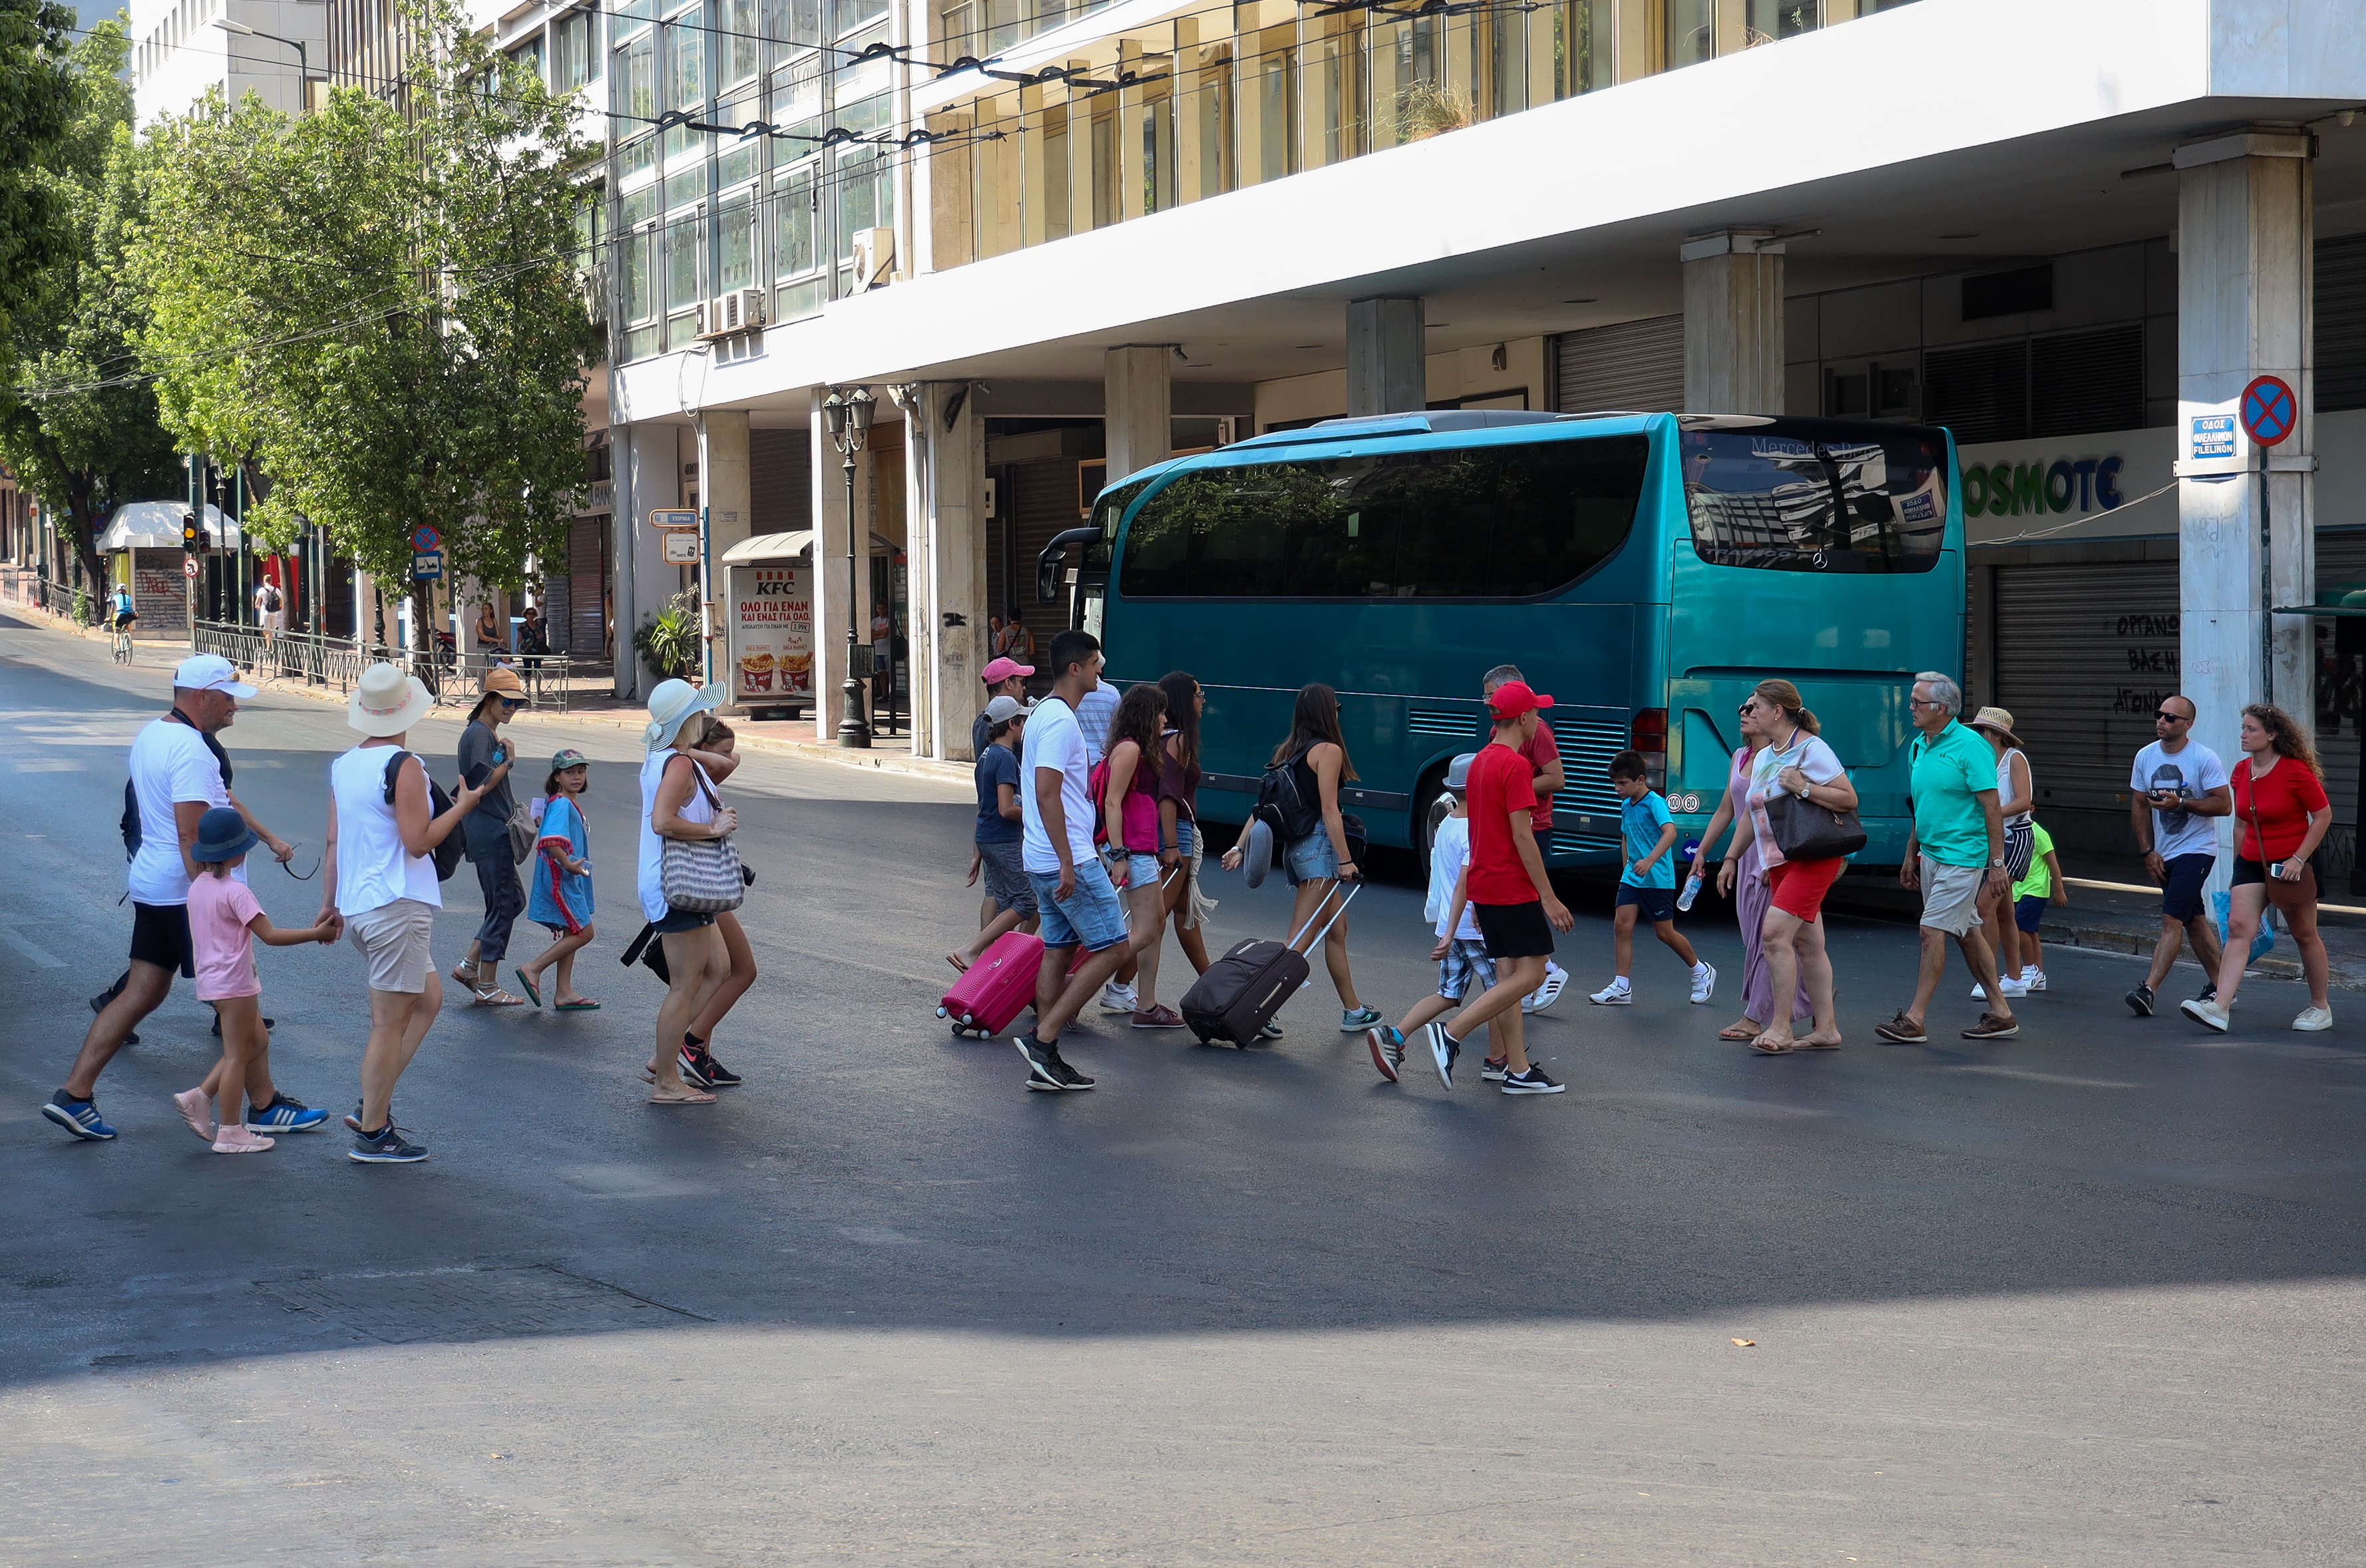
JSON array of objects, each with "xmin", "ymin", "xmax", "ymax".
[{"xmin": 1875, "ymin": 671, "xmax": 2017, "ymax": 1044}]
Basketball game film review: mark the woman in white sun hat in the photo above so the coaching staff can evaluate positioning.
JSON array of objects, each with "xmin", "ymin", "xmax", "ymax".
[
  {"xmin": 319, "ymin": 662, "xmax": 488, "ymax": 1163},
  {"xmin": 638, "ymin": 678, "xmax": 739, "ymax": 1105}
]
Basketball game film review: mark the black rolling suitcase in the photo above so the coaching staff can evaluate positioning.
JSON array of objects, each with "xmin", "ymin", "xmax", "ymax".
[{"xmin": 1181, "ymin": 884, "xmax": 1360, "ymax": 1048}]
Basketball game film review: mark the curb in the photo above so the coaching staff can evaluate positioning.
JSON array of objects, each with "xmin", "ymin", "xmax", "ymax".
[{"xmin": 2033, "ymin": 915, "xmax": 2366, "ymax": 994}]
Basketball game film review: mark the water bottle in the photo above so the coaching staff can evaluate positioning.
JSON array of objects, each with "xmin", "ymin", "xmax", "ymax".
[{"xmin": 1676, "ymin": 868, "xmax": 1704, "ymax": 913}]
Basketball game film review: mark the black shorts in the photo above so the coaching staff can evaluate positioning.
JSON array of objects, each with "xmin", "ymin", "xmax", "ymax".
[
  {"xmin": 2160, "ymin": 852, "xmax": 2213, "ymax": 922},
  {"xmin": 1615, "ymin": 883, "xmax": 1677, "ymax": 922},
  {"xmin": 1474, "ymin": 899, "xmax": 1554, "ymax": 960},
  {"xmin": 111, "ymin": 613, "xmax": 136, "ymax": 631},
  {"xmin": 128, "ymin": 900, "xmax": 195, "ymax": 979},
  {"xmin": 2233, "ymin": 850, "xmax": 2324, "ymax": 889}
]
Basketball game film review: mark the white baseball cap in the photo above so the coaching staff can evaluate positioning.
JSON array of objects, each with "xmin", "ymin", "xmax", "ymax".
[{"xmin": 172, "ymin": 654, "xmax": 256, "ymax": 699}]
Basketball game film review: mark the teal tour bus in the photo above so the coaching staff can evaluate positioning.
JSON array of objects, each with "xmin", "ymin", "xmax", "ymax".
[{"xmin": 1039, "ymin": 409, "xmax": 1963, "ymax": 871}]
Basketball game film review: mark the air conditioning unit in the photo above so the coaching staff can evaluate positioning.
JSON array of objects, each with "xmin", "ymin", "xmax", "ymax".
[
  {"xmin": 695, "ymin": 287, "xmax": 768, "ymax": 340},
  {"xmin": 851, "ymin": 227, "xmax": 895, "ymax": 291}
]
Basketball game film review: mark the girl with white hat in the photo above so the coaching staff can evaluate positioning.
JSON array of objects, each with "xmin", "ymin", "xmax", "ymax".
[{"xmin": 318, "ymin": 662, "xmax": 489, "ymax": 1163}]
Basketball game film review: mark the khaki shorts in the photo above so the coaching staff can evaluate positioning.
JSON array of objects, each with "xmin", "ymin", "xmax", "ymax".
[
  {"xmin": 347, "ymin": 898, "xmax": 435, "ymax": 994},
  {"xmin": 1919, "ymin": 857, "xmax": 1987, "ymax": 938}
]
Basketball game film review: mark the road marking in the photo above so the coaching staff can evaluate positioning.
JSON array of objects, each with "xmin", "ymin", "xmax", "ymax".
[
  {"xmin": 1947, "ymin": 1065, "xmax": 2140, "ymax": 1089},
  {"xmin": 0, "ymin": 928, "xmax": 65, "ymax": 968}
]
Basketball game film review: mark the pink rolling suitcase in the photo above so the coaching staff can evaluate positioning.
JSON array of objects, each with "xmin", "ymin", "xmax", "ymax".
[{"xmin": 938, "ymin": 930, "xmax": 1044, "ymax": 1038}]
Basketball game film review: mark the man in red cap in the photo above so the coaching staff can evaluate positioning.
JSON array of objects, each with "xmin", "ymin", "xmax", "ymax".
[
  {"xmin": 1392, "ymin": 678, "xmax": 1574, "ymax": 1095},
  {"xmin": 971, "ymin": 655, "xmax": 1034, "ymax": 761}
]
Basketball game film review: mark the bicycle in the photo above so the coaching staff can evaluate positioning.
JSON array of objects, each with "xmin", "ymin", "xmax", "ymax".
[{"xmin": 110, "ymin": 622, "xmax": 135, "ymax": 665}]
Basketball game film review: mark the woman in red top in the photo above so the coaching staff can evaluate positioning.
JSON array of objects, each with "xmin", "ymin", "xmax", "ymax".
[{"xmin": 2186, "ymin": 703, "xmax": 2332, "ymax": 1033}]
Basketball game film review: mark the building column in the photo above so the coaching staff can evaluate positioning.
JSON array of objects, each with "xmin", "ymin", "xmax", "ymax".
[
  {"xmin": 898, "ymin": 382, "xmax": 988, "ymax": 760},
  {"xmin": 1105, "ymin": 345, "xmax": 1173, "ymax": 481},
  {"xmin": 2178, "ymin": 127, "xmax": 2316, "ymax": 877},
  {"xmin": 696, "ymin": 409, "xmax": 751, "ymax": 691},
  {"xmin": 616, "ymin": 422, "xmax": 681, "ymax": 699},
  {"xmin": 810, "ymin": 391, "xmax": 877, "ymax": 743},
  {"xmin": 1346, "ymin": 297, "xmax": 1424, "ymax": 415},
  {"xmin": 1680, "ymin": 229, "xmax": 1784, "ymax": 414}
]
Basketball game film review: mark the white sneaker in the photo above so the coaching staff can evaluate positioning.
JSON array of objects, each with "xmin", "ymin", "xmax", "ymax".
[
  {"xmin": 1688, "ymin": 962, "xmax": 1717, "ymax": 1004},
  {"xmin": 1522, "ymin": 961, "xmax": 1569, "ymax": 1016},
  {"xmin": 2294, "ymin": 1005, "xmax": 2333, "ymax": 1032},
  {"xmin": 2023, "ymin": 968, "xmax": 2047, "ymax": 992},
  {"xmin": 1589, "ymin": 980, "xmax": 1632, "ymax": 1006},
  {"xmin": 1975, "ymin": 977, "xmax": 2031, "ymax": 1002},
  {"xmin": 1098, "ymin": 980, "xmax": 1138, "ymax": 1014}
]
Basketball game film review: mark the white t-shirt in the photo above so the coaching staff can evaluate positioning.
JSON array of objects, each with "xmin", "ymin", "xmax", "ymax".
[
  {"xmin": 1746, "ymin": 730, "xmax": 1847, "ymax": 870},
  {"xmin": 1075, "ymin": 680, "xmax": 1120, "ymax": 768},
  {"xmin": 1425, "ymin": 813, "xmax": 1484, "ymax": 941},
  {"xmin": 1020, "ymin": 694, "xmax": 1095, "ymax": 875},
  {"xmin": 2131, "ymin": 739, "xmax": 2228, "ymax": 861},
  {"xmin": 126, "ymin": 717, "xmax": 238, "ymax": 906},
  {"xmin": 638, "ymin": 749, "xmax": 718, "ymax": 922}
]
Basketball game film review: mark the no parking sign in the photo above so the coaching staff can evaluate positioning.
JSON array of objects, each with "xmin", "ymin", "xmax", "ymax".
[{"xmin": 2240, "ymin": 375, "xmax": 2297, "ymax": 449}]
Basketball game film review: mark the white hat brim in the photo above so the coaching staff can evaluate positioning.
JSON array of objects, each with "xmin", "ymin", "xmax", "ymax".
[
  {"xmin": 645, "ymin": 681, "xmax": 730, "ymax": 751},
  {"xmin": 347, "ymin": 676, "xmax": 435, "ymax": 738}
]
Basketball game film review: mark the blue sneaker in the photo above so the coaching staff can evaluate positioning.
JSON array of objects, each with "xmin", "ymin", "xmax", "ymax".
[
  {"xmin": 246, "ymin": 1095, "xmax": 329, "ymax": 1134},
  {"xmin": 349, "ymin": 1123, "xmax": 428, "ymax": 1163},
  {"xmin": 1340, "ymin": 1006, "xmax": 1384, "ymax": 1033},
  {"xmin": 42, "ymin": 1092, "xmax": 117, "ymax": 1141}
]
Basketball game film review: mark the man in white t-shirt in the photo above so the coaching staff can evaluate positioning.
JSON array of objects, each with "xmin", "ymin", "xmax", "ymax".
[
  {"xmin": 1012, "ymin": 629, "xmax": 1131, "ymax": 1092},
  {"xmin": 43, "ymin": 656, "xmax": 300, "ymax": 1141},
  {"xmin": 2125, "ymin": 693, "xmax": 2232, "ymax": 1018},
  {"xmin": 255, "ymin": 578, "xmax": 285, "ymax": 644}
]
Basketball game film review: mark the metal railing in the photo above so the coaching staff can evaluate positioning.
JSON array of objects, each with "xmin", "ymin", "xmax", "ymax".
[
  {"xmin": 0, "ymin": 572, "xmax": 100, "ymax": 625},
  {"xmin": 190, "ymin": 621, "xmax": 577, "ymax": 711}
]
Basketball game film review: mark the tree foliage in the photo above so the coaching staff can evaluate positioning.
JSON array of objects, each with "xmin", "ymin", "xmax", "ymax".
[
  {"xmin": 0, "ymin": 0, "xmax": 73, "ymax": 345},
  {"xmin": 136, "ymin": 0, "xmax": 603, "ymax": 595},
  {"xmin": 0, "ymin": 15, "xmax": 182, "ymax": 592}
]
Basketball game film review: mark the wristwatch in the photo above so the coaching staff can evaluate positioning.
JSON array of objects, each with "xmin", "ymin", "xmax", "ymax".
[{"xmin": 1989, "ymin": 857, "xmax": 2006, "ymax": 869}]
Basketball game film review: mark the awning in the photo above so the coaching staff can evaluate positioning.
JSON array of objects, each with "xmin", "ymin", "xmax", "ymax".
[
  {"xmin": 717, "ymin": 528, "xmax": 897, "ymax": 564},
  {"xmin": 101, "ymin": 501, "xmax": 242, "ymax": 551}
]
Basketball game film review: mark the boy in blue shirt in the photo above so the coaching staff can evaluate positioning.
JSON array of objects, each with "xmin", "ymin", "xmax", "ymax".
[{"xmin": 1593, "ymin": 749, "xmax": 1715, "ymax": 1006}]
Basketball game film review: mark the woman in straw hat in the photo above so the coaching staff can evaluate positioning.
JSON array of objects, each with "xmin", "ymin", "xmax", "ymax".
[
  {"xmin": 319, "ymin": 662, "xmax": 489, "ymax": 1163},
  {"xmin": 638, "ymin": 678, "xmax": 738, "ymax": 1105},
  {"xmin": 1966, "ymin": 705, "xmax": 2036, "ymax": 1002},
  {"xmin": 450, "ymin": 666, "xmax": 532, "ymax": 1006}
]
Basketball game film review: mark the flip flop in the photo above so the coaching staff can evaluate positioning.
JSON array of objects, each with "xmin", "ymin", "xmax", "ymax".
[
  {"xmin": 554, "ymin": 999, "xmax": 602, "ymax": 1011},
  {"xmin": 1750, "ymin": 1034, "xmax": 1795, "ymax": 1055},
  {"xmin": 1716, "ymin": 1022, "xmax": 1764, "ymax": 1042},
  {"xmin": 649, "ymin": 1085, "xmax": 716, "ymax": 1104},
  {"xmin": 514, "ymin": 968, "xmax": 542, "ymax": 1008},
  {"xmin": 946, "ymin": 954, "xmax": 970, "ymax": 974}
]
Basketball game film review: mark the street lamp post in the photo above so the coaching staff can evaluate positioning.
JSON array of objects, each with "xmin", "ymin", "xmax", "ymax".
[
  {"xmin": 821, "ymin": 386, "xmax": 875, "ymax": 749},
  {"xmin": 210, "ymin": 17, "xmax": 313, "ymax": 108}
]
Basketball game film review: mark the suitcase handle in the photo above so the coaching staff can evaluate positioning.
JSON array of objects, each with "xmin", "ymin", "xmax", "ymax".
[{"xmin": 1286, "ymin": 881, "xmax": 1360, "ymax": 954}]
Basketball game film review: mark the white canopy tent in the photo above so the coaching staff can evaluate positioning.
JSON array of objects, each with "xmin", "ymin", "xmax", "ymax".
[{"xmin": 100, "ymin": 501, "xmax": 242, "ymax": 551}]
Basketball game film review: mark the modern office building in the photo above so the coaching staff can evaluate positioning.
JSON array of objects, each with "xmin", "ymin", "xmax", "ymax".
[
  {"xmin": 464, "ymin": 0, "xmax": 2366, "ymax": 861},
  {"xmin": 131, "ymin": 0, "xmax": 325, "ymax": 125}
]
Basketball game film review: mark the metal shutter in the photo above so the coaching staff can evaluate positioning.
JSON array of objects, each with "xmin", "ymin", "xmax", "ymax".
[
  {"xmin": 1991, "ymin": 556, "xmax": 2178, "ymax": 817},
  {"xmin": 1553, "ymin": 315, "xmax": 1683, "ymax": 414},
  {"xmin": 568, "ymin": 516, "xmax": 607, "ymax": 658},
  {"xmin": 749, "ymin": 428, "xmax": 811, "ymax": 532},
  {"xmin": 2313, "ymin": 530, "xmax": 2366, "ymax": 873},
  {"xmin": 1925, "ymin": 339, "xmax": 2030, "ymax": 445},
  {"xmin": 541, "ymin": 559, "xmax": 570, "ymax": 652},
  {"xmin": 2031, "ymin": 324, "xmax": 2144, "ymax": 437},
  {"xmin": 1008, "ymin": 458, "xmax": 1084, "ymax": 634},
  {"xmin": 2318, "ymin": 234, "xmax": 2366, "ymax": 415}
]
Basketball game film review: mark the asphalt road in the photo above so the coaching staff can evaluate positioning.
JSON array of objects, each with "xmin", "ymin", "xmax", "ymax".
[{"xmin": 3, "ymin": 608, "xmax": 2364, "ymax": 1567}]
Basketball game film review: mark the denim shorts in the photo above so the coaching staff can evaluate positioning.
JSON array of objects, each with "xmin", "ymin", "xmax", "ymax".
[
  {"xmin": 1028, "ymin": 858, "xmax": 1129, "ymax": 952},
  {"xmin": 1176, "ymin": 819, "xmax": 1195, "ymax": 858},
  {"xmin": 1284, "ymin": 831, "xmax": 1338, "ymax": 887},
  {"xmin": 1437, "ymin": 937, "xmax": 1497, "ymax": 1002},
  {"xmin": 1125, "ymin": 851, "xmax": 1163, "ymax": 892}
]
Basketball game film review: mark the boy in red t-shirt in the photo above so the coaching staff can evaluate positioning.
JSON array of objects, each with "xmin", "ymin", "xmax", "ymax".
[
  {"xmin": 1483, "ymin": 663, "xmax": 1570, "ymax": 1015},
  {"xmin": 1413, "ymin": 681, "xmax": 1575, "ymax": 1093}
]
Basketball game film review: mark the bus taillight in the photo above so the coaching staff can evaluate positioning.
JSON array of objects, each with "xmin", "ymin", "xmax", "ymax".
[{"xmin": 1630, "ymin": 709, "xmax": 1667, "ymax": 791}]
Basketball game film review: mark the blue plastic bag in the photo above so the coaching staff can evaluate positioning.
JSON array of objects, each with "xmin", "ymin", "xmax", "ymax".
[{"xmin": 2210, "ymin": 888, "xmax": 2279, "ymax": 965}]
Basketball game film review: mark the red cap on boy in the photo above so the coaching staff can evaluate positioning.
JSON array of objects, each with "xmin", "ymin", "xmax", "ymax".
[{"xmin": 1486, "ymin": 679, "xmax": 1555, "ymax": 718}]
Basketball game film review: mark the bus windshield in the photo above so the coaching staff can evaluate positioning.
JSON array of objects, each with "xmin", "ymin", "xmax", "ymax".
[
  {"xmin": 1680, "ymin": 421, "xmax": 1948, "ymax": 574},
  {"xmin": 1118, "ymin": 434, "xmax": 1649, "ymax": 600}
]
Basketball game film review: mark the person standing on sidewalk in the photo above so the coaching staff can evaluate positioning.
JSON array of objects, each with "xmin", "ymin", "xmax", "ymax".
[
  {"xmin": 451, "ymin": 668, "xmax": 528, "ymax": 1006},
  {"xmin": 44, "ymin": 656, "xmax": 302, "ymax": 1142},
  {"xmin": 1012, "ymin": 630, "xmax": 1131, "ymax": 1091},
  {"xmin": 1875, "ymin": 672, "xmax": 2019, "ymax": 1044},
  {"xmin": 321, "ymin": 662, "xmax": 488, "ymax": 1163},
  {"xmin": 2126, "ymin": 695, "xmax": 2230, "ymax": 1018},
  {"xmin": 1482, "ymin": 664, "xmax": 1571, "ymax": 1016},
  {"xmin": 2184, "ymin": 703, "xmax": 2334, "ymax": 1034}
]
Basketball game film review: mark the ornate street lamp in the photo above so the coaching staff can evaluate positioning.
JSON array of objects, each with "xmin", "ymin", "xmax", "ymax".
[{"xmin": 821, "ymin": 385, "xmax": 876, "ymax": 747}]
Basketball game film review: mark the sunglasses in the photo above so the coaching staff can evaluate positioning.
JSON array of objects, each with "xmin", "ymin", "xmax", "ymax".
[
  {"xmin": 2154, "ymin": 710, "xmax": 2189, "ymax": 722},
  {"xmin": 496, "ymin": 696, "xmax": 526, "ymax": 709}
]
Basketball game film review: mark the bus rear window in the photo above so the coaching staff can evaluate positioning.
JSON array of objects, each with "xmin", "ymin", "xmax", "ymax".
[
  {"xmin": 1117, "ymin": 435, "xmax": 1648, "ymax": 600},
  {"xmin": 1682, "ymin": 423, "xmax": 1948, "ymax": 574}
]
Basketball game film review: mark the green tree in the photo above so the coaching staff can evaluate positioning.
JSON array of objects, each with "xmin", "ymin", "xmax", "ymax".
[
  {"xmin": 135, "ymin": 0, "xmax": 602, "ymax": 620},
  {"xmin": 0, "ymin": 0, "xmax": 73, "ymax": 346},
  {"xmin": 0, "ymin": 15, "xmax": 182, "ymax": 594}
]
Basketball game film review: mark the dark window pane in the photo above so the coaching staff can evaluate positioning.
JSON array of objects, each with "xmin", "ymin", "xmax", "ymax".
[
  {"xmin": 1681, "ymin": 419, "xmax": 1948, "ymax": 574},
  {"xmin": 1116, "ymin": 435, "xmax": 1647, "ymax": 599}
]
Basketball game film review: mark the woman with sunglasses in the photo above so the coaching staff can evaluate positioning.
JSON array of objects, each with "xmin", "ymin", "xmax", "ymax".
[
  {"xmin": 450, "ymin": 668, "xmax": 530, "ymax": 1006},
  {"xmin": 1701, "ymin": 694, "xmax": 1810, "ymax": 1042}
]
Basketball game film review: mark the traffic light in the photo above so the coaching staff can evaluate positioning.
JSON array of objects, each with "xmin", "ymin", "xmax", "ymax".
[{"xmin": 182, "ymin": 512, "xmax": 199, "ymax": 552}]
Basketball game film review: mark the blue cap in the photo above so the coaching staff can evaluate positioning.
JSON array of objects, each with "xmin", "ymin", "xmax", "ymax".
[{"xmin": 190, "ymin": 805, "xmax": 259, "ymax": 864}]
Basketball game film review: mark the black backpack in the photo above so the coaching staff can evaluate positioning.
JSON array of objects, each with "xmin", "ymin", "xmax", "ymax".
[
  {"xmin": 1255, "ymin": 747, "xmax": 1324, "ymax": 843},
  {"xmin": 380, "ymin": 750, "xmax": 466, "ymax": 881}
]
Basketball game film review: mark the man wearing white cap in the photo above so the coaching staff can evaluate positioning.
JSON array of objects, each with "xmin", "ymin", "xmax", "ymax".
[{"xmin": 44, "ymin": 656, "xmax": 304, "ymax": 1141}]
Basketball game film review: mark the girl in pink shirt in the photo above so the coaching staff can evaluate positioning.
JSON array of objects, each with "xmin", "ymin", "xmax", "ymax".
[{"xmin": 173, "ymin": 808, "xmax": 338, "ymax": 1153}]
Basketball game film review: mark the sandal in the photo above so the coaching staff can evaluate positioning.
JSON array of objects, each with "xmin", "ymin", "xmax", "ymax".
[
  {"xmin": 1749, "ymin": 1034, "xmax": 1795, "ymax": 1055},
  {"xmin": 1797, "ymin": 1032, "xmax": 1843, "ymax": 1050},
  {"xmin": 449, "ymin": 963, "xmax": 477, "ymax": 988},
  {"xmin": 554, "ymin": 998, "xmax": 602, "ymax": 1011},
  {"xmin": 1717, "ymin": 1019, "xmax": 1766, "ymax": 1042},
  {"xmin": 513, "ymin": 968, "xmax": 542, "ymax": 1008},
  {"xmin": 471, "ymin": 985, "xmax": 524, "ymax": 1007},
  {"xmin": 649, "ymin": 1084, "xmax": 716, "ymax": 1104},
  {"xmin": 946, "ymin": 953, "xmax": 970, "ymax": 975}
]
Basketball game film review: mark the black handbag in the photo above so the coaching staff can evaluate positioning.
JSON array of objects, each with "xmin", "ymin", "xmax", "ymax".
[{"xmin": 1763, "ymin": 787, "xmax": 1866, "ymax": 862}]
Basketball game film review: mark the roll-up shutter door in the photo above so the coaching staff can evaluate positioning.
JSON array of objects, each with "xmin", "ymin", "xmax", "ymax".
[
  {"xmin": 541, "ymin": 556, "xmax": 570, "ymax": 653},
  {"xmin": 1008, "ymin": 458, "xmax": 1085, "ymax": 637},
  {"xmin": 568, "ymin": 516, "xmax": 608, "ymax": 658},
  {"xmin": 750, "ymin": 429, "xmax": 811, "ymax": 532},
  {"xmin": 1991, "ymin": 556, "xmax": 2179, "ymax": 819},
  {"xmin": 1553, "ymin": 315, "xmax": 1683, "ymax": 415},
  {"xmin": 2313, "ymin": 530, "xmax": 2366, "ymax": 877},
  {"xmin": 2317, "ymin": 234, "xmax": 2366, "ymax": 415}
]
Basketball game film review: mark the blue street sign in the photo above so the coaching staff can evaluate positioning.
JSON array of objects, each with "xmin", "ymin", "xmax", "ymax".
[
  {"xmin": 2240, "ymin": 375, "xmax": 2296, "ymax": 448},
  {"xmin": 412, "ymin": 550, "xmax": 443, "ymax": 581},
  {"xmin": 2190, "ymin": 415, "xmax": 2236, "ymax": 461},
  {"xmin": 412, "ymin": 525, "xmax": 441, "ymax": 552}
]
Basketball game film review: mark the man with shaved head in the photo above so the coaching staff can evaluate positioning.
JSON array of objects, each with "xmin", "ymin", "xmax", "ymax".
[{"xmin": 2125, "ymin": 693, "xmax": 2232, "ymax": 1018}]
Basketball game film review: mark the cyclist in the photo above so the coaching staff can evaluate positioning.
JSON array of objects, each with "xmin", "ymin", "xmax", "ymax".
[{"xmin": 109, "ymin": 584, "xmax": 137, "ymax": 661}]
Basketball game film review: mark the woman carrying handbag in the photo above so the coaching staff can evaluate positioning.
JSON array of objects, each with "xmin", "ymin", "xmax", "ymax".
[
  {"xmin": 637, "ymin": 680, "xmax": 740, "ymax": 1105},
  {"xmin": 1720, "ymin": 679, "xmax": 1862, "ymax": 1054}
]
